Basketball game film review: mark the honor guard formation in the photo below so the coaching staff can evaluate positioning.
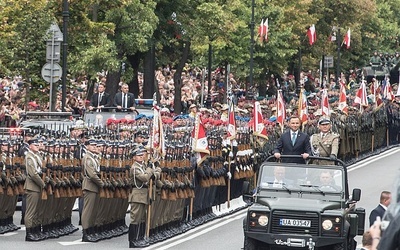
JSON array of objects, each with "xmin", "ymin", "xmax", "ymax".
[{"xmin": 0, "ymin": 96, "xmax": 400, "ymax": 247}]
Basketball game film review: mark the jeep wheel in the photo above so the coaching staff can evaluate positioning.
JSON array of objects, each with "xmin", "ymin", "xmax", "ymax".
[{"xmin": 244, "ymin": 236, "xmax": 259, "ymax": 250}]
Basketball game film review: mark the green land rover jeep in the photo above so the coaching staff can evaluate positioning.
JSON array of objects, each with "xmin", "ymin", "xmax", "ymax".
[{"xmin": 242, "ymin": 156, "xmax": 365, "ymax": 250}]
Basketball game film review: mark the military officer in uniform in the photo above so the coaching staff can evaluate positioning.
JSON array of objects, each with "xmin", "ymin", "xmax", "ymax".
[
  {"xmin": 128, "ymin": 147, "xmax": 154, "ymax": 248},
  {"xmin": 81, "ymin": 139, "xmax": 104, "ymax": 242},
  {"xmin": 310, "ymin": 116, "xmax": 340, "ymax": 165},
  {"xmin": 24, "ymin": 137, "xmax": 46, "ymax": 241}
]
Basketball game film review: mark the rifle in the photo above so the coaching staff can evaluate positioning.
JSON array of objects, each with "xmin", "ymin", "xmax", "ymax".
[{"xmin": 41, "ymin": 155, "xmax": 48, "ymax": 200}]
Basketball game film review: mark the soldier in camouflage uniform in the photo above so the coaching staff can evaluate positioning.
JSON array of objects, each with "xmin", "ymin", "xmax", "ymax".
[{"xmin": 310, "ymin": 116, "xmax": 340, "ymax": 165}]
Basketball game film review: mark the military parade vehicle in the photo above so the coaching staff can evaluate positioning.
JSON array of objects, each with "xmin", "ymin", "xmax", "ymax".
[
  {"xmin": 242, "ymin": 155, "xmax": 365, "ymax": 250},
  {"xmin": 83, "ymin": 99, "xmax": 154, "ymax": 126}
]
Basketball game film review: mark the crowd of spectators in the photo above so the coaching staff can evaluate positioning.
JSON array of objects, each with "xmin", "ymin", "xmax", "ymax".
[{"xmin": 1, "ymin": 59, "xmax": 400, "ymax": 128}]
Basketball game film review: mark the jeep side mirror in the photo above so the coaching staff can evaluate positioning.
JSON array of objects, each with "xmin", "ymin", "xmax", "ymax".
[{"xmin": 352, "ymin": 188, "xmax": 361, "ymax": 202}]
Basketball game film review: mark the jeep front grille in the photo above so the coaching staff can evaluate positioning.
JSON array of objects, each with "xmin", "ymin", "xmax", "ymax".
[{"xmin": 271, "ymin": 210, "xmax": 319, "ymax": 236}]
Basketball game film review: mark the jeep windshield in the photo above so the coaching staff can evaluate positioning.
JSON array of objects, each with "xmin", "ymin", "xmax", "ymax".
[{"xmin": 257, "ymin": 164, "xmax": 344, "ymax": 197}]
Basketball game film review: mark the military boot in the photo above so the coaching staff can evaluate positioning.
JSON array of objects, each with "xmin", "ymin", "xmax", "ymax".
[
  {"xmin": 129, "ymin": 224, "xmax": 140, "ymax": 248},
  {"xmin": 82, "ymin": 228, "xmax": 97, "ymax": 242},
  {"xmin": 134, "ymin": 223, "xmax": 150, "ymax": 247},
  {"xmin": 25, "ymin": 227, "xmax": 40, "ymax": 241}
]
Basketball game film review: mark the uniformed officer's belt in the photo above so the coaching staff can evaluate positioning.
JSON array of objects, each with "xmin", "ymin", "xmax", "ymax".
[{"xmin": 134, "ymin": 184, "xmax": 148, "ymax": 188}]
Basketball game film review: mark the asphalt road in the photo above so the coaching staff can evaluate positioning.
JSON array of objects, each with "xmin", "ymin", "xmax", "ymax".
[{"xmin": 1, "ymin": 147, "xmax": 399, "ymax": 250}]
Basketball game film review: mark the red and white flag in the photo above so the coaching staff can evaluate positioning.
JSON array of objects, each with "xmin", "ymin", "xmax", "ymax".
[
  {"xmin": 227, "ymin": 101, "xmax": 236, "ymax": 140},
  {"xmin": 343, "ymin": 28, "xmax": 351, "ymax": 49},
  {"xmin": 192, "ymin": 113, "xmax": 210, "ymax": 164},
  {"xmin": 321, "ymin": 89, "xmax": 331, "ymax": 116},
  {"xmin": 354, "ymin": 80, "xmax": 368, "ymax": 107},
  {"xmin": 338, "ymin": 82, "xmax": 348, "ymax": 115},
  {"xmin": 383, "ymin": 79, "xmax": 395, "ymax": 101},
  {"xmin": 252, "ymin": 101, "xmax": 268, "ymax": 139},
  {"xmin": 370, "ymin": 80, "xmax": 383, "ymax": 108},
  {"xmin": 276, "ymin": 90, "xmax": 286, "ymax": 132},
  {"xmin": 258, "ymin": 18, "xmax": 268, "ymax": 42},
  {"xmin": 298, "ymin": 88, "xmax": 308, "ymax": 125},
  {"xmin": 307, "ymin": 24, "xmax": 317, "ymax": 45},
  {"xmin": 151, "ymin": 105, "xmax": 165, "ymax": 157}
]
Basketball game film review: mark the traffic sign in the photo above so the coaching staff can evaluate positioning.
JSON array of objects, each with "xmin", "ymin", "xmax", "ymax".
[
  {"xmin": 41, "ymin": 62, "xmax": 62, "ymax": 83},
  {"xmin": 324, "ymin": 56, "xmax": 334, "ymax": 68},
  {"xmin": 46, "ymin": 22, "xmax": 63, "ymax": 42}
]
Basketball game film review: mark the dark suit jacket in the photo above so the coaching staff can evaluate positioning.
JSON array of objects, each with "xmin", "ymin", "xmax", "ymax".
[
  {"xmin": 90, "ymin": 92, "xmax": 112, "ymax": 110},
  {"xmin": 114, "ymin": 92, "xmax": 136, "ymax": 111},
  {"xmin": 369, "ymin": 204, "xmax": 386, "ymax": 226},
  {"xmin": 273, "ymin": 130, "xmax": 312, "ymax": 163}
]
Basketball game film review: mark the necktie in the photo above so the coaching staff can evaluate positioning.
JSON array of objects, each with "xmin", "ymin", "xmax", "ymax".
[
  {"xmin": 98, "ymin": 93, "xmax": 102, "ymax": 105},
  {"xmin": 122, "ymin": 94, "xmax": 126, "ymax": 109},
  {"xmin": 123, "ymin": 94, "xmax": 127, "ymax": 109},
  {"xmin": 291, "ymin": 132, "xmax": 296, "ymax": 146}
]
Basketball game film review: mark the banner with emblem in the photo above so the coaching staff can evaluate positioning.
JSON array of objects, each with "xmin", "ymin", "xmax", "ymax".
[
  {"xmin": 192, "ymin": 113, "xmax": 210, "ymax": 165},
  {"xmin": 151, "ymin": 105, "xmax": 165, "ymax": 158},
  {"xmin": 298, "ymin": 88, "xmax": 308, "ymax": 126},
  {"xmin": 321, "ymin": 89, "xmax": 330, "ymax": 116},
  {"xmin": 252, "ymin": 101, "xmax": 268, "ymax": 140}
]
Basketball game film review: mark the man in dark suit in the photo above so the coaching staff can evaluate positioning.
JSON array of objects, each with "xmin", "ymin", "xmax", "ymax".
[
  {"xmin": 114, "ymin": 83, "xmax": 137, "ymax": 112},
  {"xmin": 369, "ymin": 191, "xmax": 391, "ymax": 226},
  {"xmin": 260, "ymin": 166, "xmax": 294, "ymax": 188},
  {"xmin": 89, "ymin": 83, "xmax": 112, "ymax": 111},
  {"xmin": 273, "ymin": 115, "xmax": 312, "ymax": 164}
]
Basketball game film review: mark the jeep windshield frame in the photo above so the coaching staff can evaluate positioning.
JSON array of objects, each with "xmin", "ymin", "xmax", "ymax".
[{"xmin": 256, "ymin": 162, "xmax": 346, "ymax": 202}]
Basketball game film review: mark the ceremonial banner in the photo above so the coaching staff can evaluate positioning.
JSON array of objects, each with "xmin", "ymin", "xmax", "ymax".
[
  {"xmin": 298, "ymin": 88, "xmax": 308, "ymax": 125},
  {"xmin": 192, "ymin": 113, "xmax": 210, "ymax": 164},
  {"xmin": 354, "ymin": 80, "xmax": 368, "ymax": 110},
  {"xmin": 276, "ymin": 90, "xmax": 286, "ymax": 132},
  {"xmin": 338, "ymin": 82, "xmax": 348, "ymax": 115},
  {"xmin": 321, "ymin": 89, "xmax": 330, "ymax": 116},
  {"xmin": 252, "ymin": 101, "xmax": 268, "ymax": 140},
  {"xmin": 151, "ymin": 105, "xmax": 165, "ymax": 157},
  {"xmin": 227, "ymin": 100, "xmax": 236, "ymax": 140},
  {"xmin": 383, "ymin": 79, "xmax": 394, "ymax": 101}
]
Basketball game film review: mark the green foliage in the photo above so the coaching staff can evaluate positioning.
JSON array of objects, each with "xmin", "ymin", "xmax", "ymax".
[{"xmin": 2, "ymin": 0, "xmax": 400, "ymax": 93}]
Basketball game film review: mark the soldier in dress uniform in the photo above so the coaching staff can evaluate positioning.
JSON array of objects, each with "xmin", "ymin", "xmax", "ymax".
[
  {"xmin": 81, "ymin": 139, "xmax": 104, "ymax": 242},
  {"xmin": 310, "ymin": 116, "xmax": 340, "ymax": 165},
  {"xmin": 24, "ymin": 136, "xmax": 47, "ymax": 241},
  {"xmin": 128, "ymin": 147, "xmax": 154, "ymax": 248}
]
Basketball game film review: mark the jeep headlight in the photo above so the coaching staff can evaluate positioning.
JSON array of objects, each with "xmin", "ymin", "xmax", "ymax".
[
  {"xmin": 258, "ymin": 215, "xmax": 269, "ymax": 226},
  {"xmin": 322, "ymin": 219, "xmax": 333, "ymax": 230}
]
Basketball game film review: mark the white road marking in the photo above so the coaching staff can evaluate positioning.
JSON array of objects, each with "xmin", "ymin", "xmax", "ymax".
[
  {"xmin": 0, "ymin": 232, "xmax": 18, "ymax": 237},
  {"xmin": 58, "ymin": 239, "xmax": 89, "ymax": 246},
  {"xmin": 348, "ymin": 147, "xmax": 400, "ymax": 172},
  {"xmin": 144, "ymin": 210, "xmax": 247, "ymax": 250}
]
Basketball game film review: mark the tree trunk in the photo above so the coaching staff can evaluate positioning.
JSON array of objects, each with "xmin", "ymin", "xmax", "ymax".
[
  {"xmin": 143, "ymin": 42, "xmax": 155, "ymax": 99},
  {"xmin": 127, "ymin": 52, "xmax": 143, "ymax": 99},
  {"xmin": 173, "ymin": 41, "xmax": 191, "ymax": 114},
  {"xmin": 106, "ymin": 70, "xmax": 121, "ymax": 100}
]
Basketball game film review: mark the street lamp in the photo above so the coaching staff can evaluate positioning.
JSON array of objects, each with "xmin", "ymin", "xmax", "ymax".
[
  {"xmin": 248, "ymin": 0, "xmax": 255, "ymax": 99},
  {"xmin": 61, "ymin": 0, "xmax": 69, "ymax": 111}
]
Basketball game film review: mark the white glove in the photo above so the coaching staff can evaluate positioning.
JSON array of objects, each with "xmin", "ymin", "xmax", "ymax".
[{"xmin": 226, "ymin": 172, "xmax": 232, "ymax": 180}]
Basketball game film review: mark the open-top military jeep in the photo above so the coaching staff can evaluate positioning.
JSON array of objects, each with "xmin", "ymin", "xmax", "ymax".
[{"xmin": 242, "ymin": 156, "xmax": 365, "ymax": 250}]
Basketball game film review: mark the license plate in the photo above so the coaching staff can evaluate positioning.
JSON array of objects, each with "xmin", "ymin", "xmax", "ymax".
[{"xmin": 279, "ymin": 218, "xmax": 311, "ymax": 227}]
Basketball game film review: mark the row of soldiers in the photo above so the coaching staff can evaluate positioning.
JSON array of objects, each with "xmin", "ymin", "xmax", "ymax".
[{"xmin": 1, "ymin": 101, "xmax": 400, "ymax": 244}]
